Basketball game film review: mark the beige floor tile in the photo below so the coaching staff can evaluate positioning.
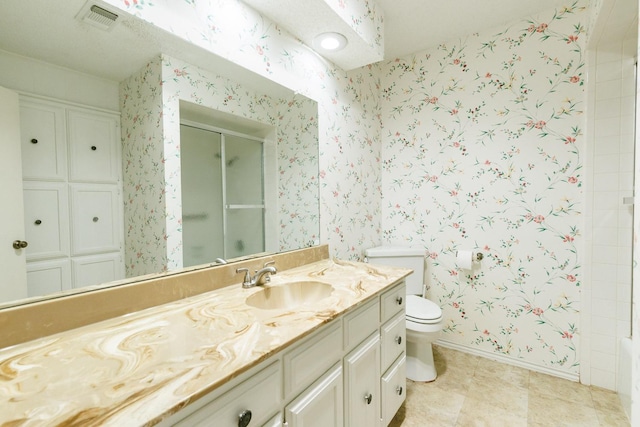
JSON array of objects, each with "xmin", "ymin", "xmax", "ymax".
[
  {"xmin": 392, "ymin": 347, "xmax": 629, "ymax": 427},
  {"xmin": 528, "ymin": 394, "xmax": 600, "ymax": 426},
  {"xmin": 590, "ymin": 386, "xmax": 626, "ymax": 413},
  {"xmin": 473, "ymin": 357, "xmax": 530, "ymax": 389},
  {"xmin": 395, "ymin": 380, "xmax": 466, "ymax": 427},
  {"xmin": 434, "ymin": 345, "xmax": 481, "ymax": 373},
  {"xmin": 465, "ymin": 375, "xmax": 528, "ymax": 417},
  {"xmin": 455, "ymin": 396, "xmax": 527, "ymax": 427},
  {"xmin": 595, "ymin": 410, "xmax": 631, "ymax": 427},
  {"xmin": 529, "ymin": 371, "xmax": 593, "ymax": 405}
]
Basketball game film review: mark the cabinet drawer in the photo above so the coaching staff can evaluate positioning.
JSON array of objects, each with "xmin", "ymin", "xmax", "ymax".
[
  {"xmin": 174, "ymin": 360, "xmax": 282, "ymax": 427},
  {"xmin": 343, "ymin": 298, "xmax": 378, "ymax": 351},
  {"xmin": 26, "ymin": 259, "xmax": 71, "ymax": 298},
  {"xmin": 381, "ymin": 354, "xmax": 406, "ymax": 426},
  {"xmin": 72, "ymin": 253, "xmax": 123, "ymax": 289},
  {"xmin": 284, "ymin": 321, "xmax": 342, "ymax": 397},
  {"xmin": 67, "ymin": 109, "xmax": 120, "ymax": 183},
  {"xmin": 70, "ymin": 184, "xmax": 121, "ymax": 255},
  {"xmin": 380, "ymin": 282, "xmax": 406, "ymax": 323},
  {"xmin": 23, "ymin": 182, "xmax": 70, "ymax": 261},
  {"xmin": 19, "ymin": 99, "xmax": 67, "ymax": 181},
  {"xmin": 381, "ymin": 312, "xmax": 406, "ymax": 371}
]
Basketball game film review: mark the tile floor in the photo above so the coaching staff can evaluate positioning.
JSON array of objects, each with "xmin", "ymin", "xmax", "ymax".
[{"xmin": 389, "ymin": 345, "xmax": 630, "ymax": 427}]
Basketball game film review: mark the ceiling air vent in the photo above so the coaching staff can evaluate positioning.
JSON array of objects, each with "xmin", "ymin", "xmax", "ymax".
[{"xmin": 79, "ymin": 3, "xmax": 119, "ymax": 31}]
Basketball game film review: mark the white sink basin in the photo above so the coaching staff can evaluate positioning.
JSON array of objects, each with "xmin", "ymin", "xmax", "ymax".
[{"xmin": 246, "ymin": 281, "xmax": 333, "ymax": 310}]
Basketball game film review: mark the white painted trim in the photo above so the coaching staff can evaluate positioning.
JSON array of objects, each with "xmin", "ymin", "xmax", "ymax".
[{"xmin": 434, "ymin": 340, "xmax": 580, "ymax": 382}]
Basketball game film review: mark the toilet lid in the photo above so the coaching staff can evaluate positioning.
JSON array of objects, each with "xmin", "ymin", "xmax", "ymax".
[{"xmin": 406, "ymin": 295, "xmax": 442, "ymax": 324}]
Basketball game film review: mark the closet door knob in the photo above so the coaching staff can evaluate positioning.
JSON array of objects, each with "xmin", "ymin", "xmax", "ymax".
[
  {"xmin": 364, "ymin": 393, "xmax": 372, "ymax": 405},
  {"xmin": 395, "ymin": 336, "xmax": 402, "ymax": 345},
  {"xmin": 12, "ymin": 240, "xmax": 28, "ymax": 249},
  {"xmin": 91, "ymin": 145, "xmax": 97, "ymax": 151},
  {"xmin": 238, "ymin": 409, "xmax": 252, "ymax": 427},
  {"xmin": 93, "ymin": 217, "xmax": 99, "ymax": 222},
  {"xmin": 396, "ymin": 386, "xmax": 403, "ymax": 395},
  {"xmin": 396, "ymin": 296, "xmax": 403, "ymax": 305},
  {"xmin": 35, "ymin": 219, "xmax": 42, "ymax": 225},
  {"xmin": 30, "ymin": 138, "xmax": 38, "ymax": 144}
]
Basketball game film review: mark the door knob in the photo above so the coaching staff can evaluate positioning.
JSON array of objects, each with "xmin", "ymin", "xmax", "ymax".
[
  {"xmin": 364, "ymin": 393, "xmax": 372, "ymax": 405},
  {"xmin": 12, "ymin": 240, "xmax": 28, "ymax": 249}
]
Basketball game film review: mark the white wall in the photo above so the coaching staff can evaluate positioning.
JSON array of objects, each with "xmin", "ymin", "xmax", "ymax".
[
  {"xmin": 584, "ymin": 37, "xmax": 637, "ymax": 390},
  {"xmin": 0, "ymin": 50, "xmax": 119, "ymax": 111}
]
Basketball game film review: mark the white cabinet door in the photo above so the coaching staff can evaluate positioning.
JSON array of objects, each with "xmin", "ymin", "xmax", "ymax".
[
  {"xmin": 72, "ymin": 253, "xmax": 123, "ymax": 289},
  {"xmin": 0, "ymin": 86, "xmax": 28, "ymax": 302},
  {"xmin": 345, "ymin": 333, "xmax": 381, "ymax": 427},
  {"xmin": 19, "ymin": 99, "xmax": 67, "ymax": 181},
  {"xmin": 22, "ymin": 182, "xmax": 70, "ymax": 261},
  {"xmin": 67, "ymin": 109, "xmax": 119, "ymax": 183},
  {"xmin": 70, "ymin": 184, "xmax": 120, "ymax": 255},
  {"xmin": 284, "ymin": 321, "xmax": 342, "ymax": 398},
  {"xmin": 27, "ymin": 259, "xmax": 71, "ymax": 298},
  {"xmin": 285, "ymin": 364, "xmax": 343, "ymax": 427}
]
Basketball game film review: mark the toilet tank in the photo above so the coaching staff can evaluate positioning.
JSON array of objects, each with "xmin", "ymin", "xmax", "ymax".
[{"xmin": 365, "ymin": 246, "xmax": 425, "ymax": 295}]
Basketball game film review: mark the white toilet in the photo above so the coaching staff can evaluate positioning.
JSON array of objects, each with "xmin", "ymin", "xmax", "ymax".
[{"xmin": 365, "ymin": 246, "xmax": 443, "ymax": 382}]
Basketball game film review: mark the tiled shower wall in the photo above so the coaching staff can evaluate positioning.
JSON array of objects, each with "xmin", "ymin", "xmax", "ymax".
[{"xmin": 585, "ymin": 37, "xmax": 637, "ymax": 390}]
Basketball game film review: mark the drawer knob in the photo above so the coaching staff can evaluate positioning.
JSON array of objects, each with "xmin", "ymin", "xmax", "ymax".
[
  {"xmin": 91, "ymin": 145, "xmax": 97, "ymax": 151},
  {"xmin": 35, "ymin": 219, "xmax": 42, "ymax": 225},
  {"xmin": 364, "ymin": 393, "xmax": 372, "ymax": 405},
  {"xmin": 395, "ymin": 336, "xmax": 402, "ymax": 345},
  {"xmin": 30, "ymin": 138, "xmax": 38, "ymax": 144},
  {"xmin": 12, "ymin": 240, "xmax": 28, "ymax": 249},
  {"xmin": 93, "ymin": 217, "xmax": 99, "ymax": 222},
  {"xmin": 396, "ymin": 296, "xmax": 403, "ymax": 305},
  {"xmin": 396, "ymin": 386, "xmax": 403, "ymax": 395},
  {"xmin": 238, "ymin": 409, "xmax": 252, "ymax": 427}
]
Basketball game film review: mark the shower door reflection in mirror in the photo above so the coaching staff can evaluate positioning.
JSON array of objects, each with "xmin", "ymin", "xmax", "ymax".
[{"xmin": 180, "ymin": 124, "xmax": 265, "ymax": 267}]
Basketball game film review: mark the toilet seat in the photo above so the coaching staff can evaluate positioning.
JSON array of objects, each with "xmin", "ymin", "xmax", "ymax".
[{"xmin": 406, "ymin": 295, "xmax": 442, "ymax": 324}]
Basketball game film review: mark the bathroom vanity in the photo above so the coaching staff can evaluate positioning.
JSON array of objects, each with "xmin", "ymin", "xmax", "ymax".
[{"xmin": 0, "ymin": 246, "xmax": 409, "ymax": 426}]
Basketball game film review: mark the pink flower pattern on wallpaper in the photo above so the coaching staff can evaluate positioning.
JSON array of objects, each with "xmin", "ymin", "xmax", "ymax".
[
  {"xmin": 381, "ymin": 2, "xmax": 586, "ymax": 373},
  {"xmin": 111, "ymin": 0, "xmax": 592, "ymax": 377}
]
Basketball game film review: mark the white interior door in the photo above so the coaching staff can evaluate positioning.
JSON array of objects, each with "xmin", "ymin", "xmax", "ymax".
[{"xmin": 0, "ymin": 86, "xmax": 28, "ymax": 302}]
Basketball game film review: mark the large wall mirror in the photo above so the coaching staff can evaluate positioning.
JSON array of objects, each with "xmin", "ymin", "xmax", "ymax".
[{"xmin": 0, "ymin": 0, "xmax": 319, "ymax": 308}]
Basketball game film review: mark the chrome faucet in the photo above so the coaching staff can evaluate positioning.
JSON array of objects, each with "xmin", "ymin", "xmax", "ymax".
[{"xmin": 237, "ymin": 261, "xmax": 277, "ymax": 288}]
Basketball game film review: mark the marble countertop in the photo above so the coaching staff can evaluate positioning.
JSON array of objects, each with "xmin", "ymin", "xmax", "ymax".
[{"xmin": 0, "ymin": 258, "xmax": 410, "ymax": 426}]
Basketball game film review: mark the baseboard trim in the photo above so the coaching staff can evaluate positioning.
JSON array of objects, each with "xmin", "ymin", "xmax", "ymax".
[{"xmin": 434, "ymin": 339, "xmax": 580, "ymax": 382}]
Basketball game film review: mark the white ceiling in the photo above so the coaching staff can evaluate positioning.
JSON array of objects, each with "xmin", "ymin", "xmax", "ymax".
[{"xmin": 0, "ymin": 0, "xmax": 636, "ymax": 83}]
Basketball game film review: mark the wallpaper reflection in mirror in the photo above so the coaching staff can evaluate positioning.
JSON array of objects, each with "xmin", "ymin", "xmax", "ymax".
[{"xmin": 121, "ymin": 55, "xmax": 319, "ymax": 278}]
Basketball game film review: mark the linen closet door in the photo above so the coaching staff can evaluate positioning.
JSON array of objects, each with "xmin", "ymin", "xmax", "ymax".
[{"xmin": 0, "ymin": 86, "xmax": 28, "ymax": 302}]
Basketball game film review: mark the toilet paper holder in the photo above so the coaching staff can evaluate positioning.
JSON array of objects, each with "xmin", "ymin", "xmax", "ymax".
[{"xmin": 456, "ymin": 251, "xmax": 484, "ymax": 262}]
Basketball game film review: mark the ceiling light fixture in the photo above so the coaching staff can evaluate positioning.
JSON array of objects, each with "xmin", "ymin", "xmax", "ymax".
[{"xmin": 313, "ymin": 32, "xmax": 348, "ymax": 52}]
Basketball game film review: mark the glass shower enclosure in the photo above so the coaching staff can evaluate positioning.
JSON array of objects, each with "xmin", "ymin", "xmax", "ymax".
[{"xmin": 180, "ymin": 123, "xmax": 265, "ymax": 267}]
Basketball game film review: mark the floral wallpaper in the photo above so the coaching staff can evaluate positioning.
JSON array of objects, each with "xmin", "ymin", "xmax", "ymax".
[
  {"xmin": 120, "ymin": 57, "xmax": 168, "ymax": 277},
  {"xmin": 120, "ymin": 54, "xmax": 322, "ymax": 276},
  {"xmin": 326, "ymin": 0, "xmax": 385, "ymax": 53},
  {"xmin": 380, "ymin": 2, "xmax": 587, "ymax": 376},
  {"xmin": 108, "ymin": 0, "xmax": 614, "ymax": 384},
  {"xmin": 111, "ymin": 0, "xmax": 384, "ymax": 263},
  {"xmin": 277, "ymin": 95, "xmax": 321, "ymax": 250}
]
